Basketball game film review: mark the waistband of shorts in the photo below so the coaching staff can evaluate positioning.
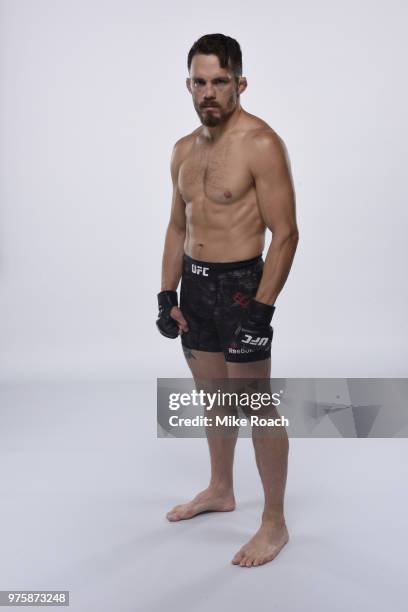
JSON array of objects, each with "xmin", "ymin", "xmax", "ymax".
[{"xmin": 183, "ymin": 253, "xmax": 263, "ymax": 273}]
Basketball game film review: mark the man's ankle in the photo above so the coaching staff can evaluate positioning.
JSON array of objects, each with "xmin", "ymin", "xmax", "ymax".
[
  {"xmin": 261, "ymin": 510, "xmax": 286, "ymax": 526},
  {"xmin": 208, "ymin": 482, "xmax": 234, "ymax": 495}
]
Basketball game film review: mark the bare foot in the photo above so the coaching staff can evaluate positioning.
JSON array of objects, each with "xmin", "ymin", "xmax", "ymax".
[
  {"xmin": 166, "ymin": 487, "xmax": 236, "ymax": 522},
  {"xmin": 232, "ymin": 519, "xmax": 289, "ymax": 567}
]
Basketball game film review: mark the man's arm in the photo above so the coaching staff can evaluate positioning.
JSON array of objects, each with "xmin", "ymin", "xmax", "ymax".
[
  {"xmin": 161, "ymin": 139, "xmax": 187, "ymax": 291},
  {"xmin": 248, "ymin": 130, "xmax": 299, "ymax": 305}
]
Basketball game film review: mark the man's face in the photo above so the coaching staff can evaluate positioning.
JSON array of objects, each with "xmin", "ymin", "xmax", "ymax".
[{"xmin": 187, "ymin": 54, "xmax": 244, "ymax": 127}]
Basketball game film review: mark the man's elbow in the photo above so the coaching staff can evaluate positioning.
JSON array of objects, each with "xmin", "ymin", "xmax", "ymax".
[
  {"xmin": 167, "ymin": 220, "xmax": 186, "ymax": 236},
  {"xmin": 286, "ymin": 230, "xmax": 299, "ymax": 254},
  {"xmin": 290, "ymin": 228, "xmax": 299, "ymax": 245},
  {"xmin": 272, "ymin": 226, "xmax": 299, "ymax": 246}
]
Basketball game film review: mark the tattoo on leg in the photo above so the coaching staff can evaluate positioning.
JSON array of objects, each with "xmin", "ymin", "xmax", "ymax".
[{"xmin": 183, "ymin": 347, "xmax": 197, "ymax": 360}]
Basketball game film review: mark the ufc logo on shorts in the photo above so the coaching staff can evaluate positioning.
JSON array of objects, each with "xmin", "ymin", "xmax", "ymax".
[
  {"xmin": 191, "ymin": 264, "xmax": 209, "ymax": 276},
  {"xmin": 242, "ymin": 334, "xmax": 269, "ymax": 346}
]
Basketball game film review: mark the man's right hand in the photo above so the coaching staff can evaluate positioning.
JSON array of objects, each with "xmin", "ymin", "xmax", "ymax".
[{"xmin": 156, "ymin": 291, "xmax": 189, "ymax": 338}]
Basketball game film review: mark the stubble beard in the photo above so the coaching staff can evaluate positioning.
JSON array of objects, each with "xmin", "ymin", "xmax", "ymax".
[{"xmin": 195, "ymin": 94, "xmax": 237, "ymax": 127}]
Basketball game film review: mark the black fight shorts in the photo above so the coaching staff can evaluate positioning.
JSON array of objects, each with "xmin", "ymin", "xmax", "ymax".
[{"xmin": 180, "ymin": 253, "xmax": 271, "ymax": 363}]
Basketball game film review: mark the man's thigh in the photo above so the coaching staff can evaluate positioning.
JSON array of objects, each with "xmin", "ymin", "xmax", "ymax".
[
  {"xmin": 182, "ymin": 347, "xmax": 228, "ymax": 379},
  {"xmin": 226, "ymin": 358, "xmax": 271, "ymax": 379}
]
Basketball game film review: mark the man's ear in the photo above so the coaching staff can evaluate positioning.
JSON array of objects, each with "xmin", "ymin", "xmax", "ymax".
[
  {"xmin": 186, "ymin": 77, "xmax": 192, "ymax": 94},
  {"xmin": 237, "ymin": 76, "xmax": 247, "ymax": 95}
]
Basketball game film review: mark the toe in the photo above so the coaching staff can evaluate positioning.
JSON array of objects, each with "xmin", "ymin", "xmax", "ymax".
[
  {"xmin": 232, "ymin": 549, "xmax": 244, "ymax": 565},
  {"xmin": 166, "ymin": 505, "xmax": 181, "ymax": 520}
]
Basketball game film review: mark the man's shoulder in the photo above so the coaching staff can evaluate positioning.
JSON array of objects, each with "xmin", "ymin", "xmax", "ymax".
[
  {"xmin": 239, "ymin": 116, "xmax": 289, "ymax": 175},
  {"xmin": 170, "ymin": 130, "xmax": 199, "ymax": 176},
  {"xmin": 241, "ymin": 119, "xmax": 288, "ymax": 170},
  {"xmin": 242, "ymin": 116, "xmax": 284, "ymax": 151},
  {"xmin": 172, "ymin": 129, "xmax": 200, "ymax": 156}
]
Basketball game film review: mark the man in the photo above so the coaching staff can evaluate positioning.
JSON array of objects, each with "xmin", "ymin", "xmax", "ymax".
[{"xmin": 157, "ymin": 33, "xmax": 299, "ymax": 568}]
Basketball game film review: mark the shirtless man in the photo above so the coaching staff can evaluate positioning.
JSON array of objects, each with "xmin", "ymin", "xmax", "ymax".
[{"xmin": 156, "ymin": 34, "xmax": 299, "ymax": 567}]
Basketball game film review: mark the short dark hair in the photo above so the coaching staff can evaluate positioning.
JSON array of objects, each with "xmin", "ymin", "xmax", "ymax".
[{"xmin": 187, "ymin": 33, "xmax": 242, "ymax": 77}]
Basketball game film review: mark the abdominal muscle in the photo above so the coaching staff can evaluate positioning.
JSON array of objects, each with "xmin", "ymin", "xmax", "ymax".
[
  {"xmin": 185, "ymin": 235, "xmax": 264, "ymax": 262},
  {"xmin": 183, "ymin": 194, "xmax": 266, "ymax": 263}
]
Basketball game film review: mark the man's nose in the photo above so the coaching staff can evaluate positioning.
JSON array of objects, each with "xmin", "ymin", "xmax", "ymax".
[{"xmin": 203, "ymin": 83, "xmax": 216, "ymax": 99}]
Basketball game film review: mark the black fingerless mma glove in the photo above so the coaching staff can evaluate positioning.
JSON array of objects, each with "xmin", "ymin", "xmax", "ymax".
[
  {"xmin": 233, "ymin": 299, "xmax": 276, "ymax": 350},
  {"xmin": 156, "ymin": 291, "xmax": 179, "ymax": 339}
]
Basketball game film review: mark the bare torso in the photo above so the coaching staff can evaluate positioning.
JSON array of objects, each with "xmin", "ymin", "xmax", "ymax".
[{"xmin": 178, "ymin": 110, "xmax": 273, "ymax": 262}]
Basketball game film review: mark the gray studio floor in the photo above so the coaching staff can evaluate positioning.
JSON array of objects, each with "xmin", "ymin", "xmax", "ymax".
[{"xmin": 0, "ymin": 380, "xmax": 407, "ymax": 612}]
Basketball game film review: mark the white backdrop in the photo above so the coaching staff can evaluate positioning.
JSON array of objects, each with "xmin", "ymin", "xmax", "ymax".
[{"xmin": 1, "ymin": 0, "xmax": 407, "ymax": 382}]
